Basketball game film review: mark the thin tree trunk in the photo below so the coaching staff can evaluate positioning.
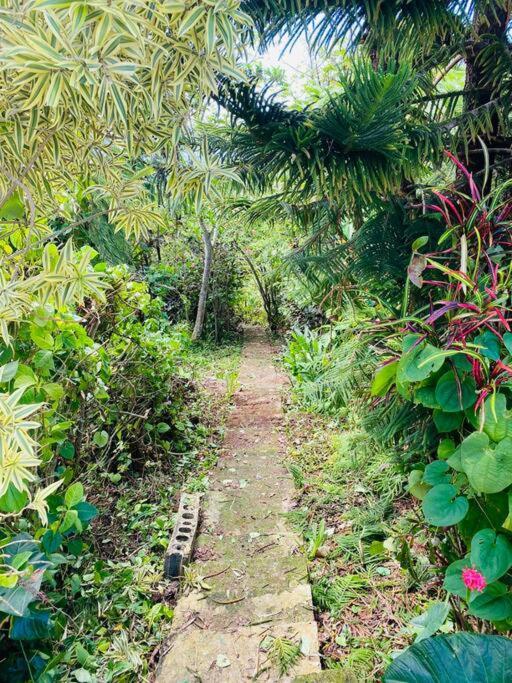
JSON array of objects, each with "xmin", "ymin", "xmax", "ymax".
[{"xmin": 192, "ymin": 219, "xmax": 217, "ymax": 341}]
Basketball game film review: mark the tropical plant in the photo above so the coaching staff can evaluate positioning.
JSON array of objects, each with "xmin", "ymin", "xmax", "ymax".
[
  {"xmin": 383, "ymin": 633, "xmax": 512, "ymax": 682},
  {"xmin": 0, "ymin": 0, "xmax": 249, "ymax": 666},
  {"xmin": 373, "ymin": 158, "xmax": 512, "ymax": 625},
  {"xmin": 211, "ymin": 1, "xmax": 511, "ymax": 305},
  {"xmin": 166, "ymin": 139, "xmax": 242, "ymax": 339}
]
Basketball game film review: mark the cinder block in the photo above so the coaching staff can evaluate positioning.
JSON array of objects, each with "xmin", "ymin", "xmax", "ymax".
[{"xmin": 164, "ymin": 492, "xmax": 201, "ymax": 578}]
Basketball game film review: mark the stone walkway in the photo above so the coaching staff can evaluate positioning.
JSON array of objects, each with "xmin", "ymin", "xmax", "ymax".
[{"xmin": 157, "ymin": 328, "xmax": 322, "ymax": 682}]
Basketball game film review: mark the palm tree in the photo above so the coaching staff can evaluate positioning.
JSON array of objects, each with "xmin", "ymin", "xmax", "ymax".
[{"xmin": 209, "ymin": 1, "xmax": 511, "ymax": 301}]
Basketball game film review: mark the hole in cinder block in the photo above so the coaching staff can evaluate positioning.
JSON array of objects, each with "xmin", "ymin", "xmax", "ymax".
[
  {"xmin": 176, "ymin": 534, "xmax": 189, "ymax": 541},
  {"xmin": 175, "ymin": 545, "xmax": 182, "ymax": 550},
  {"xmin": 178, "ymin": 527, "xmax": 189, "ymax": 533},
  {"xmin": 183, "ymin": 513, "xmax": 193, "ymax": 519}
]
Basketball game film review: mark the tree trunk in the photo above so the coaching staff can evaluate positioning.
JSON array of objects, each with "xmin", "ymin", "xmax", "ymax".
[
  {"xmin": 192, "ymin": 219, "xmax": 217, "ymax": 341},
  {"xmin": 463, "ymin": 5, "xmax": 510, "ymax": 191},
  {"xmin": 235, "ymin": 242, "xmax": 281, "ymax": 333}
]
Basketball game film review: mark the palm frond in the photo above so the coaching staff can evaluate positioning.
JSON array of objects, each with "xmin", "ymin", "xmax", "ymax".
[
  {"xmin": 213, "ymin": 62, "xmax": 443, "ymax": 205},
  {"xmin": 241, "ymin": 0, "xmax": 475, "ymax": 55}
]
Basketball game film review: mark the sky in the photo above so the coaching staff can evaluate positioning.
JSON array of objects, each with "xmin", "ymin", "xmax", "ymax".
[{"xmin": 258, "ymin": 35, "xmax": 312, "ymax": 80}]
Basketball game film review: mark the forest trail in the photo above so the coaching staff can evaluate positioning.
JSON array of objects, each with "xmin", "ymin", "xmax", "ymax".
[{"xmin": 157, "ymin": 327, "xmax": 322, "ymax": 682}]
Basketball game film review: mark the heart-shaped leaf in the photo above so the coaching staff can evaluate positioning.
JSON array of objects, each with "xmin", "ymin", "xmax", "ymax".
[
  {"xmin": 423, "ymin": 461, "xmax": 450, "ymax": 486},
  {"xmin": 408, "ymin": 470, "xmax": 430, "ymax": 500},
  {"xmin": 438, "ymin": 439, "xmax": 455, "ymax": 460},
  {"xmin": 468, "ymin": 582, "xmax": 512, "ymax": 621},
  {"xmin": 433, "ymin": 409, "xmax": 463, "ymax": 433},
  {"xmin": 460, "ymin": 432, "xmax": 512, "ymax": 493},
  {"xmin": 415, "ymin": 385, "xmax": 440, "ymax": 409},
  {"xmin": 435, "ymin": 371, "xmax": 476, "ymax": 412},
  {"xmin": 470, "ymin": 528, "xmax": 512, "ymax": 583},
  {"xmin": 404, "ymin": 343, "xmax": 446, "ymax": 382},
  {"xmin": 474, "ymin": 330, "xmax": 500, "ymax": 361},
  {"xmin": 422, "ymin": 484, "xmax": 468, "ymax": 526},
  {"xmin": 10, "ymin": 608, "xmax": 51, "ymax": 640},
  {"xmin": 482, "ymin": 393, "xmax": 512, "ymax": 442},
  {"xmin": 443, "ymin": 557, "xmax": 471, "ymax": 598}
]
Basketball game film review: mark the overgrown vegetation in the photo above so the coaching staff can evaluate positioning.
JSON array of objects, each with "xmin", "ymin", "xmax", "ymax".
[{"xmin": 2, "ymin": 0, "xmax": 512, "ymax": 680}]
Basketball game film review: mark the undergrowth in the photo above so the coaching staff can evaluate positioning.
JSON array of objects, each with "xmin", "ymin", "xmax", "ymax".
[
  {"xmin": 283, "ymin": 403, "xmax": 444, "ymax": 680},
  {"xmin": 19, "ymin": 344, "xmax": 241, "ymax": 683}
]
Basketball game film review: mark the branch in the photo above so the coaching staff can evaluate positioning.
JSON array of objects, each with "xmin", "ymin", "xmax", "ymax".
[{"xmin": 433, "ymin": 54, "xmax": 463, "ymax": 86}]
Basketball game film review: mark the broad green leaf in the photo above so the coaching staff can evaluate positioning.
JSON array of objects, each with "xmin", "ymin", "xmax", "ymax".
[
  {"xmin": 30, "ymin": 325, "xmax": 54, "ymax": 350},
  {"xmin": 64, "ymin": 482, "xmax": 83, "ymax": 509},
  {"xmin": 59, "ymin": 441, "xmax": 75, "ymax": 461},
  {"xmin": 423, "ymin": 461, "xmax": 450, "ymax": 486},
  {"xmin": 0, "ymin": 190, "xmax": 24, "ymax": 220},
  {"xmin": 33, "ymin": 350, "xmax": 54, "ymax": 372},
  {"xmin": 422, "ymin": 484, "xmax": 468, "ymax": 526},
  {"xmin": 468, "ymin": 582, "xmax": 512, "ymax": 621},
  {"xmin": 482, "ymin": 393, "xmax": 512, "ymax": 442},
  {"xmin": 473, "ymin": 330, "xmax": 500, "ymax": 361},
  {"xmin": 437, "ymin": 438, "xmax": 455, "ymax": 460},
  {"xmin": 459, "ymin": 432, "xmax": 512, "ymax": 493},
  {"xmin": 470, "ymin": 528, "xmax": 512, "ymax": 583},
  {"xmin": 371, "ymin": 361, "xmax": 397, "ymax": 396},
  {"xmin": 11, "ymin": 551, "xmax": 32, "ymax": 570},
  {"xmin": 60, "ymin": 509, "xmax": 79, "ymax": 533},
  {"xmin": 414, "ymin": 385, "xmax": 440, "ymax": 409},
  {"xmin": 433, "ymin": 409, "xmax": 462, "ymax": 433},
  {"xmin": 0, "ymin": 573, "xmax": 18, "ymax": 589},
  {"xmin": 0, "ymin": 585, "xmax": 35, "ymax": 617},
  {"xmin": 400, "ymin": 342, "xmax": 445, "ymax": 383},
  {"xmin": 74, "ymin": 501, "xmax": 98, "ymax": 525},
  {"xmin": 408, "ymin": 470, "xmax": 430, "ymax": 500},
  {"xmin": 0, "ymin": 361, "xmax": 18, "ymax": 383},
  {"xmin": 503, "ymin": 332, "xmax": 512, "ymax": 355},
  {"xmin": 435, "ymin": 371, "xmax": 476, "ymax": 412},
  {"xmin": 43, "ymin": 382, "xmax": 64, "ymax": 401},
  {"xmin": 93, "ymin": 430, "xmax": 108, "ymax": 447},
  {"xmin": 0, "ymin": 485, "xmax": 29, "ymax": 514},
  {"xmin": 383, "ymin": 633, "xmax": 512, "ymax": 682},
  {"xmin": 10, "ymin": 609, "xmax": 51, "ymax": 640},
  {"xmin": 14, "ymin": 364, "xmax": 37, "ymax": 390},
  {"xmin": 408, "ymin": 602, "xmax": 450, "ymax": 642},
  {"xmin": 443, "ymin": 557, "xmax": 471, "ymax": 598}
]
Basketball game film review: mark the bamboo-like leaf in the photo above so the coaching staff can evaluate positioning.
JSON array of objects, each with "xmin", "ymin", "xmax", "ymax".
[{"xmin": 177, "ymin": 5, "xmax": 206, "ymax": 36}]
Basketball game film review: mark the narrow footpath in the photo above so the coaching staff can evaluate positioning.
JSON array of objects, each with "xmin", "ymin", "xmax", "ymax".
[{"xmin": 157, "ymin": 328, "xmax": 322, "ymax": 682}]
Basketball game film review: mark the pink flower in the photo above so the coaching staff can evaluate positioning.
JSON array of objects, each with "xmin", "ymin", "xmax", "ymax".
[{"xmin": 462, "ymin": 567, "xmax": 487, "ymax": 592}]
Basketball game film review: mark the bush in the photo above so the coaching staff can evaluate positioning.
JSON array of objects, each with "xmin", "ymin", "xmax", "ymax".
[
  {"xmin": 0, "ymin": 259, "xmax": 205, "ymax": 675},
  {"xmin": 374, "ymin": 160, "xmax": 512, "ymax": 626},
  {"xmin": 146, "ymin": 239, "xmax": 244, "ymax": 342}
]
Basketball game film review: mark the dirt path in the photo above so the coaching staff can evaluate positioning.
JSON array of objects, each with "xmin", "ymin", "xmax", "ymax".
[{"xmin": 157, "ymin": 328, "xmax": 321, "ymax": 682}]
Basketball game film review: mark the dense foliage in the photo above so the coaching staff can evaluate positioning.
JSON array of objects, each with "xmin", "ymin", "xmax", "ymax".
[
  {"xmin": 2, "ymin": 0, "xmax": 512, "ymax": 679},
  {"xmin": 236, "ymin": 0, "xmax": 512, "ymax": 677}
]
